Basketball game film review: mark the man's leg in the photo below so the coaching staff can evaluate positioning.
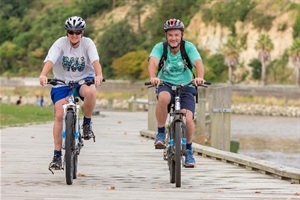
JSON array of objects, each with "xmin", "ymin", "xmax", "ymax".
[
  {"xmin": 180, "ymin": 88, "xmax": 197, "ymax": 167},
  {"xmin": 49, "ymin": 98, "xmax": 67, "ymax": 170},
  {"xmin": 154, "ymin": 91, "xmax": 171, "ymax": 147},
  {"xmin": 183, "ymin": 109, "xmax": 196, "ymax": 167},
  {"xmin": 185, "ymin": 110, "xmax": 195, "ymax": 144},
  {"xmin": 80, "ymin": 84, "xmax": 97, "ymax": 140}
]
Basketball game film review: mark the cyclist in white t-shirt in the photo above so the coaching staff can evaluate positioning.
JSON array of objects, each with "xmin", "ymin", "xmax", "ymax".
[{"xmin": 39, "ymin": 16, "xmax": 104, "ymax": 170}]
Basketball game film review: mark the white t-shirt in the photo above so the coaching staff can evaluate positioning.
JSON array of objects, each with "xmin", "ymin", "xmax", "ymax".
[{"xmin": 44, "ymin": 36, "xmax": 99, "ymax": 82}]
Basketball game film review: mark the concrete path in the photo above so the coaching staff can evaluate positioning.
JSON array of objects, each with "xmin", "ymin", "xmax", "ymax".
[{"xmin": 1, "ymin": 111, "xmax": 299, "ymax": 200}]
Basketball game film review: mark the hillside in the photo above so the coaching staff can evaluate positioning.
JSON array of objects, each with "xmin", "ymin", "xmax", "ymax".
[
  {"xmin": 1, "ymin": 0, "xmax": 299, "ymax": 85},
  {"xmin": 186, "ymin": 0, "xmax": 296, "ymax": 69},
  {"xmin": 82, "ymin": 0, "xmax": 300, "ymax": 84}
]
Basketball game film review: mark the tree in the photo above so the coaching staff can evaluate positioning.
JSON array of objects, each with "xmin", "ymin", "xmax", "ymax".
[
  {"xmin": 222, "ymin": 37, "xmax": 241, "ymax": 84},
  {"xmin": 255, "ymin": 33, "xmax": 274, "ymax": 85},
  {"xmin": 289, "ymin": 37, "xmax": 300, "ymax": 87},
  {"xmin": 97, "ymin": 20, "xmax": 137, "ymax": 78},
  {"xmin": 129, "ymin": 0, "xmax": 147, "ymax": 34},
  {"xmin": 111, "ymin": 50, "xmax": 148, "ymax": 82}
]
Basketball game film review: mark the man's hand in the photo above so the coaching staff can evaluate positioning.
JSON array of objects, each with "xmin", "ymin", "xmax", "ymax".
[
  {"xmin": 192, "ymin": 77, "xmax": 205, "ymax": 86},
  {"xmin": 150, "ymin": 77, "xmax": 161, "ymax": 86},
  {"xmin": 39, "ymin": 75, "xmax": 48, "ymax": 86},
  {"xmin": 94, "ymin": 75, "xmax": 103, "ymax": 86}
]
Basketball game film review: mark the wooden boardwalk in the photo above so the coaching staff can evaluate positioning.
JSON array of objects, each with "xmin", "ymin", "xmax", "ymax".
[{"xmin": 1, "ymin": 111, "xmax": 299, "ymax": 200}]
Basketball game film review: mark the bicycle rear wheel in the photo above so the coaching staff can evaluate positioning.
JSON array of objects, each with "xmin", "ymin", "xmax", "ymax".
[
  {"xmin": 65, "ymin": 110, "xmax": 75, "ymax": 185},
  {"xmin": 174, "ymin": 120, "xmax": 182, "ymax": 187}
]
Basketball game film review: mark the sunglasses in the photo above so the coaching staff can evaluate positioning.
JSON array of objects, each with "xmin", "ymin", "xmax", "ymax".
[{"xmin": 67, "ymin": 31, "xmax": 82, "ymax": 35}]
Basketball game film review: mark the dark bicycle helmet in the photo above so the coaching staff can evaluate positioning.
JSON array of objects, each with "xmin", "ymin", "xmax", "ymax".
[
  {"xmin": 163, "ymin": 18, "xmax": 184, "ymax": 32},
  {"xmin": 64, "ymin": 16, "xmax": 86, "ymax": 31}
]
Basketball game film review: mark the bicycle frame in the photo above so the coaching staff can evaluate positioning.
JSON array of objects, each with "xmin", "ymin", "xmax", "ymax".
[
  {"xmin": 168, "ymin": 84, "xmax": 187, "ymax": 154},
  {"xmin": 62, "ymin": 83, "xmax": 80, "ymax": 151}
]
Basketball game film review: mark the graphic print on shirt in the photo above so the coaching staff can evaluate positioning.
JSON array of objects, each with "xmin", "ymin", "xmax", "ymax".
[
  {"xmin": 62, "ymin": 56, "xmax": 85, "ymax": 72},
  {"xmin": 164, "ymin": 61, "xmax": 185, "ymax": 77}
]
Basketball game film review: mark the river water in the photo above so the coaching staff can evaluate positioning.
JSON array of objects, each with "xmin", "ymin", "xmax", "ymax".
[{"xmin": 231, "ymin": 115, "xmax": 300, "ymax": 169}]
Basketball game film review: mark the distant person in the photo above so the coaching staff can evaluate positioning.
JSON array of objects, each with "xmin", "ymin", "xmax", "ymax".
[
  {"xmin": 40, "ymin": 96, "xmax": 44, "ymax": 107},
  {"xmin": 36, "ymin": 95, "xmax": 40, "ymax": 106},
  {"xmin": 16, "ymin": 96, "xmax": 22, "ymax": 105},
  {"xmin": 39, "ymin": 16, "xmax": 104, "ymax": 172}
]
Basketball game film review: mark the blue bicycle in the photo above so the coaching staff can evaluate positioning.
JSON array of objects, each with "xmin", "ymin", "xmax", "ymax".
[{"xmin": 47, "ymin": 78, "xmax": 100, "ymax": 185}]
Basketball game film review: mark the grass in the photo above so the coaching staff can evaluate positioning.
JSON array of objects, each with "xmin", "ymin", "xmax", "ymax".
[{"xmin": 0, "ymin": 104, "xmax": 54, "ymax": 127}]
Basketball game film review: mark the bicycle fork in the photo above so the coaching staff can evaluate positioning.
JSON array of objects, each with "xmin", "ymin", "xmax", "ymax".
[
  {"xmin": 62, "ymin": 104, "xmax": 80, "ymax": 151},
  {"xmin": 163, "ymin": 114, "xmax": 187, "ymax": 161}
]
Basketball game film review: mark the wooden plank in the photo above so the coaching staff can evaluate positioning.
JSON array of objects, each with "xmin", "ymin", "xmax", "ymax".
[
  {"xmin": 195, "ymin": 87, "xmax": 207, "ymax": 135},
  {"xmin": 147, "ymin": 87, "xmax": 157, "ymax": 131},
  {"xmin": 209, "ymin": 85, "xmax": 232, "ymax": 151}
]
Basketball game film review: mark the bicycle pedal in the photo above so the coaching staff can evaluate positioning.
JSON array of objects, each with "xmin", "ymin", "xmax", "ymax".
[
  {"xmin": 155, "ymin": 145, "xmax": 166, "ymax": 149},
  {"xmin": 48, "ymin": 166, "xmax": 62, "ymax": 174},
  {"xmin": 183, "ymin": 164, "xmax": 195, "ymax": 168}
]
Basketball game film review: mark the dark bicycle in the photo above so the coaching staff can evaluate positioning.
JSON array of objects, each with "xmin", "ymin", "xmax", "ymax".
[
  {"xmin": 47, "ymin": 78, "xmax": 102, "ymax": 185},
  {"xmin": 145, "ymin": 80, "xmax": 211, "ymax": 187}
]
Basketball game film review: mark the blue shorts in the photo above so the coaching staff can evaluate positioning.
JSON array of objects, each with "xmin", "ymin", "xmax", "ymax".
[
  {"xmin": 51, "ymin": 85, "xmax": 83, "ymax": 104},
  {"xmin": 156, "ymin": 84, "xmax": 198, "ymax": 114},
  {"xmin": 50, "ymin": 77, "xmax": 94, "ymax": 104}
]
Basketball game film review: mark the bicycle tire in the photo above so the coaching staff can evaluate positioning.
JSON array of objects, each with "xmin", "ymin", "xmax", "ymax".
[
  {"xmin": 73, "ymin": 154, "xmax": 78, "ymax": 179},
  {"xmin": 169, "ymin": 146, "xmax": 175, "ymax": 183},
  {"xmin": 168, "ymin": 122, "xmax": 175, "ymax": 184},
  {"xmin": 65, "ymin": 110, "xmax": 75, "ymax": 185},
  {"xmin": 174, "ymin": 120, "xmax": 182, "ymax": 187}
]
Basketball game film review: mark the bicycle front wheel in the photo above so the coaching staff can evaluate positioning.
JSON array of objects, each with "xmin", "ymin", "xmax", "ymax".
[
  {"xmin": 65, "ymin": 110, "xmax": 75, "ymax": 185},
  {"xmin": 174, "ymin": 120, "xmax": 182, "ymax": 187},
  {"xmin": 73, "ymin": 154, "xmax": 78, "ymax": 179}
]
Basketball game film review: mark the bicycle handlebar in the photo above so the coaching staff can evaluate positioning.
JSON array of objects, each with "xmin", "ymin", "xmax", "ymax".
[
  {"xmin": 47, "ymin": 78, "xmax": 105, "ymax": 86},
  {"xmin": 144, "ymin": 81, "xmax": 211, "ymax": 88}
]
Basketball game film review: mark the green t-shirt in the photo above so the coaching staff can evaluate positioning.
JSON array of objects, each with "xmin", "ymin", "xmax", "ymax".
[{"xmin": 150, "ymin": 40, "xmax": 201, "ymax": 85}]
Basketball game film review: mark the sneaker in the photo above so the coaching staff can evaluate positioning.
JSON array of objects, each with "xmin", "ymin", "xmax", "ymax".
[
  {"xmin": 82, "ymin": 122, "xmax": 94, "ymax": 140},
  {"xmin": 49, "ymin": 155, "xmax": 62, "ymax": 170},
  {"xmin": 154, "ymin": 132, "xmax": 166, "ymax": 148},
  {"xmin": 184, "ymin": 149, "xmax": 195, "ymax": 167}
]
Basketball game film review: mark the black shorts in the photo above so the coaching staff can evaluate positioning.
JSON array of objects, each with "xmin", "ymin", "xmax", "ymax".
[{"xmin": 156, "ymin": 84, "xmax": 198, "ymax": 114}]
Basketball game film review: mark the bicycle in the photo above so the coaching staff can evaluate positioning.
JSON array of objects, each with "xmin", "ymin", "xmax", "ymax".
[
  {"xmin": 47, "ymin": 78, "xmax": 102, "ymax": 185},
  {"xmin": 145, "ymin": 80, "xmax": 211, "ymax": 187}
]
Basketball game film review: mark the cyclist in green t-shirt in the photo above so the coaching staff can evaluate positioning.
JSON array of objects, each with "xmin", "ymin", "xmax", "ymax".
[{"xmin": 148, "ymin": 18, "xmax": 205, "ymax": 167}]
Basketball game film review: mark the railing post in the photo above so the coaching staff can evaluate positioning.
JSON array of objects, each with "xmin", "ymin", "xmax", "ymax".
[
  {"xmin": 209, "ymin": 85, "xmax": 232, "ymax": 151},
  {"xmin": 148, "ymin": 87, "xmax": 157, "ymax": 131},
  {"xmin": 195, "ymin": 87, "xmax": 207, "ymax": 139}
]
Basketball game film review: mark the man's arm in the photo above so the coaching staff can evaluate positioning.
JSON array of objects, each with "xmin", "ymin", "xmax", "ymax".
[
  {"xmin": 148, "ymin": 56, "xmax": 161, "ymax": 85},
  {"xmin": 92, "ymin": 60, "xmax": 103, "ymax": 86},
  {"xmin": 193, "ymin": 59, "xmax": 205, "ymax": 85},
  {"xmin": 39, "ymin": 61, "xmax": 53, "ymax": 86}
]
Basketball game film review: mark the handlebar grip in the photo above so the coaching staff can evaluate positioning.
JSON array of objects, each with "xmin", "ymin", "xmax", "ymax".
[
  {"xmin": 86, "ymin": 78, "xmax": 105, "ymax": 86},
  {"xmin": 144, "ymin": 82, "xmax": 152, "ymax": 86},
  {"xmin": 204, "ymin": 81, "xmax": 211, "ymax": 85}
]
